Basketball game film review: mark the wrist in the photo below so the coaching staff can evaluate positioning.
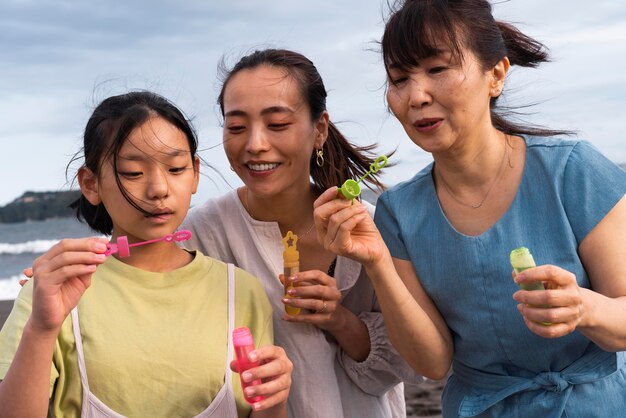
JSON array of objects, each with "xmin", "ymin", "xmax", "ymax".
[
  {"xmin": 363, "ymin": 248, "xmax": 394, "ymax": 280},
  {"xmin": 25, "ymin": 317, "xmax": 62, "ymax": 341}
]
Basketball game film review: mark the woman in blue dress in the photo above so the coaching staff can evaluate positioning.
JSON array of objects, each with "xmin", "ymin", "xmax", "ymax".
[{"xmin": 313, "ymin": 0, "xmax": 626, "ymax": 416}]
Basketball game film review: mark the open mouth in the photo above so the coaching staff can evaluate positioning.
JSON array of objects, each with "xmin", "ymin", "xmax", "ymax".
[{"xmin": 416, "ymin": 120, "xmax": 439, "ymax": 128}]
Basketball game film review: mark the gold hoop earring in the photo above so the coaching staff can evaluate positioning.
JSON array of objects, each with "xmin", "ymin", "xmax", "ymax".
[{"xmin": 316, "ymin": 148, "xmax": 324, "ymax": 167}]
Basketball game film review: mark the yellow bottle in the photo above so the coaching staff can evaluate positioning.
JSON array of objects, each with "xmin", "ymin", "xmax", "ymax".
[{"xmin": 282, "ymin": 231, "xmax": 301, "ymax": 316}]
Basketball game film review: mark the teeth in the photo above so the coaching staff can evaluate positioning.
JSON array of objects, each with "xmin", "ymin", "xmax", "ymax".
[{"xmin": 247, "ymin": 163, "xmax": 279, "ymax": 171}]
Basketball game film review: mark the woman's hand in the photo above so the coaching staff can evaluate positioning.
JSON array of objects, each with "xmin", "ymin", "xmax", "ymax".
[
  {"xmin": 231, "ymin": 345, "xmax": 292, "ymax": 412},
  {"xmin": 30, "ymin": 237, "xmax": 108, "ymax": 333},
  {"xmin": 280, "ymin": 270, "xmax": 344, "ymax": 332},
  {"xmin": 512, "ymin": 264, "xmax": 585, "ymax": 338},
  {"xmin": 313, "ymin": 187, "xmax": 389, "ymax": 267}
]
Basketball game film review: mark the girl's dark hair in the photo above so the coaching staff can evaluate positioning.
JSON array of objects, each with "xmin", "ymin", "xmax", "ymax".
[
  {"xmin": 217, "ymin": 48, "xmax": 386, "ymax": 193},
  {"xmin": 382, "ymin": 0, "xmax": 570, "ymax": 137},
  {"xmin": 69, "ymin": 91, "xmax": 199, "ymax": 235}
]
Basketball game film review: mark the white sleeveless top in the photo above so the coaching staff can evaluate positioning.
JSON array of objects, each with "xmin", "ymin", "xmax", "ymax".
[{"xmin": 70, "ymin": 263, "xmax": 239, "ymax": 418}]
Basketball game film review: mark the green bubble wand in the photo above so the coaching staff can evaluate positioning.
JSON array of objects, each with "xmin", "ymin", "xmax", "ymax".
[{"xmin": 338, "ymin": 155, "xmax": 389, "ymax": 200}]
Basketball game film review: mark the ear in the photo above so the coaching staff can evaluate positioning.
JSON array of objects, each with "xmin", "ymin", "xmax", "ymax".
[
  {"xmin": 191, "ymin": 156, "xmax": 200, "ymax": 195},
  {"xmin": 77, "ymin": 166, "xmax": 101, "ymax": 205},
  {"xmin": 313, "ymin": 111, "xmax": 330, "ymax": 149},
  {"xmin": 489, "ymin": 56, "xmax": 510, "ymax": 98}
]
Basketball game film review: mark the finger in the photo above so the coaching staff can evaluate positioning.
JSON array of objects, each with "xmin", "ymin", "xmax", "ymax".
[
  {"xmin": 515, "ymin": 265, "xmax": 576, "ymax": 289},
  {"xmin": 230, "ymin": 359, "xmax": 240, "ymax": 373},
  {"xmin": 283, "ymin": 296, "xmax": 332, "ymax": 313},
  {"xmin": 35, "ymin": 263, "xmax": 99, "ymax": 287},
  {"xmin": 278, "ymin": 273, "xmax": 286, "ymax": 286},
  {"xmin": 327, "ymin": 211, "xmax": 371, "ymax": 252},
  {"xmin": 23, "ymin": 267, "xmax": 34, "ymax": 278},
  {"xmin": 248, "ymin": 389, "xmax": 290, "ymax": 412},
  {"xmin": 19, "ymin": 279, "xmax": 29, "ymax": 286},
  {"xmin": 313, "ymin": 187, "xmax": 341, "ymax": 210},
  {"xmin": 287, "ymin": 284, "xmax": 340, "ymax": 302},
  {"xmin": 38, "ymin": 251, "xmax": 107, "ymax": 277},
  {"xmin": 289, "ymin": 270, "xmax": 333, "ymax": 286},
  {"xmin": 521, "ymin": 315, "xmax": 575, "ymax": 338},
  {"xmin": 513, "ymin": 288, "xmax": 581, "ymax": 308},
  {"xmin": 38, "ymin": 237, "xmax": 110, "ymax": 262},
  {"xmin": 517, "ymin": 303, "xmax": 582, "ymax": 325}
]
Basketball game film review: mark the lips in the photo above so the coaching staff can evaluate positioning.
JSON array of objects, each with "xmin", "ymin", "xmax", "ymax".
[
  {"xmin": 413, "ymin": 118, "xmax": 443, "ymax": 132},
  {"xmin": 246, "ymin": 162, "xmax": 280, "ymax": 172},
  {"xmin": 146, "ymin": 208, "xmax": 173, "ymax": 218}
]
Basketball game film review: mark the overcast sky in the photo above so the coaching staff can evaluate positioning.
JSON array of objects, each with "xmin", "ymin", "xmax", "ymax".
[{"xmin": 1, "ymin": 0, "xmax": 625, "ymax": 206}]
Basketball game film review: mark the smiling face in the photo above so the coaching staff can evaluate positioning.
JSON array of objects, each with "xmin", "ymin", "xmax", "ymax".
[
  {"xmin": 386, "ymin": 43, "xmax": 503, "ymax": 156},
  {"xmin": 80, "ymin": 116, "xmax": 199, "ymax": 242},
  {"xmin": 221, "ymin": 65, "xmax": 327, "ymax": 199}
]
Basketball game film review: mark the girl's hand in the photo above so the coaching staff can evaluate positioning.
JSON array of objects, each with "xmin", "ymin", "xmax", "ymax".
[
  {"xmin": 512, "ymin": 265, "xmax": 585, "ymax": 338},
  {"xmin": 30, "ymin": 237, "xmax": 109, "ymax": 333},
  {"xmin": 280, "ymin": 270, "xmax": 343, "ymax": 332},
  {"xmin": 230, "ymin": 344, "xmax": 292, "ymax": 412},
  {"xmin": 313, "ymin": 187, "xmax": 388, "ymax": 267}
]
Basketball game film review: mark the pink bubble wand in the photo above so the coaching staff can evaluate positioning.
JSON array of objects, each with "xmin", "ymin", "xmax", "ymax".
[{"xmin": 104, "ymin": 230, "xmax": 192, "ymax": 258}]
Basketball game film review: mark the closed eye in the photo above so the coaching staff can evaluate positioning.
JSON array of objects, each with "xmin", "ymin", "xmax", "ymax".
[
  {"xmin": 227, "ymin": 125, "xmax": 245, "ymax": 133},
  {"xmin": 169, "ymin": 166, "xmax": 189, "ymax": 174},
  {"xmin": 429, "ymin": 66, "xmax": 447, "ymax": 75},
  {"xmin": 268, "ymin": 123, "xmax": 290, "ymax": 130},
  {"xmin": 119, "ymin": 171, "xmax": 142, "ymax": 179}
]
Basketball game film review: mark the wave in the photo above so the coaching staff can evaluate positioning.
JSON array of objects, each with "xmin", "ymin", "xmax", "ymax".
[
  {"xmin": 0, "ymin": 275, "xmax": 25, "ymax": 300},
  {"xmin": 0, "ymin": 239, "xmax": 59, "ymax": 255}
]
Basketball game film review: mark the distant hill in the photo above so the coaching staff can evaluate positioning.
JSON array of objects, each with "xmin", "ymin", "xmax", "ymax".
[{"xmin": 0, "ymin": 191, "xmax": 81, "ymax": 223}]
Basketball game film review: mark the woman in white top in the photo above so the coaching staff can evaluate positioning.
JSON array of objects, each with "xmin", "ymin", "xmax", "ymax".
[{"xmin": 182, "ymin": 48, "xmax": 420, "ymax": 418}]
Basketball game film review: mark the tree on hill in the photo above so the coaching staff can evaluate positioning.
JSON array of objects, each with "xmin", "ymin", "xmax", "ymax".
[{"xmin": 0, "ymin": 191, "xmax": 81, "ymax": 223}]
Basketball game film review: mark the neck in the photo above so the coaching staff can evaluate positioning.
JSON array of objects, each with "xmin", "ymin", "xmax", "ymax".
[
  {"xmin": 240, "ymin": 185, "xmax": 317, "ymax": 237},
  {"xmin": 114, "ymin": 242, "xmax": 193, "ymax": 272},
  {"xmin": 434, "ymin": 130, "xmax": 511, "ymax": 187}
]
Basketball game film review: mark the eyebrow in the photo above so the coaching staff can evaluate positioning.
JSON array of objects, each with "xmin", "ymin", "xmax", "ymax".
[
  {"xmin": 224, "ymin": 106, "xmax": 294, "ymax": 118},
  {"xmin": 118, "ymin": 150, "xmax": 189, "ymax": 161}
]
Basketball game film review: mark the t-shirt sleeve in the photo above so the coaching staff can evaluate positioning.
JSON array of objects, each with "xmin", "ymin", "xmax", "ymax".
[
  {"xmin": 0, "ymin": 281, "xmax": 59, "ymax": 393},
  {"xmin": 563, "ymin": 140, "xmax": 626, "ymax": 243},
  {"xmin": 374, "ymin": 192, "xmax": 410, "ymax": 260}
]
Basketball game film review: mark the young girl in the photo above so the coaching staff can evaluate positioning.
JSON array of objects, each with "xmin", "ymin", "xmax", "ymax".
[{"xmin": 0, "ymin": 91, "xmax": 292, "ymax": 418}]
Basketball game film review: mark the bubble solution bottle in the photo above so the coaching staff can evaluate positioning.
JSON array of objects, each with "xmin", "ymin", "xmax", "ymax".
[
  {"xmin": 282, "ymin": 231, "xmax": 301, "ymax": 316},
  {"xmin": 232, "ymin": 327, "xmax": 265, "ymax": 404}
]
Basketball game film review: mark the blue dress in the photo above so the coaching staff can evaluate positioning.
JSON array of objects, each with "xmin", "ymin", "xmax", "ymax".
[{"xmin": 375, "ymin": 136, "xmax": 626, "ymax": 417}]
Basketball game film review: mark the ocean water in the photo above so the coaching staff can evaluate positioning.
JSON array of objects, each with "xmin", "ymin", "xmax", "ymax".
[{"xmin": 0, "ymin": 218, "xmax": 95, "ymax": 300}]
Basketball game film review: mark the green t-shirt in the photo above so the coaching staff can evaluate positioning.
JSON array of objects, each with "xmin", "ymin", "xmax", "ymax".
[{"xmin": 0, "ymin": 252, "xmax": 273, "ymax": 418}]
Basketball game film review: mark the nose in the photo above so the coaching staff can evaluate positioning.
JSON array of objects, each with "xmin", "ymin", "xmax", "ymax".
[
  {"xmin": 245, "ymin": 126, "xmax": 270, "ymax": 154},
  {"xmin": 146, "ymin": 167, "xmax": 169, "ymax": 200},
  {"xmin": 408, "ymin": 77, "xmax": 432, "ymax": 109}
]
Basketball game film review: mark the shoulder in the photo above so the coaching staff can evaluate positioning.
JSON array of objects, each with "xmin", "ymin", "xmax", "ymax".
[
  {"xmin": 379, "ymin": 162, "xmax": 433, "ymax": 208},
  {"xmin": 184, "ymin": 190, "xmax": 239, "ymax": 226},
  {"xmin": 524, "ymin": 135, "xmax": 624, "ymax": 178}
]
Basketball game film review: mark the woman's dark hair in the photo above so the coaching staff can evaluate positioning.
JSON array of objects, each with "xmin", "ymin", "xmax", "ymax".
[
  {"xmin": 217, "ymin": 48, "xmax": 387, "ymax": 193},
  {"xmin": 69, "ymin": 91, "xmax": 199, "ymax": 235},
  {"xmin": 382, "ymin": 0, "xmax": 570, "ymax": 137}
]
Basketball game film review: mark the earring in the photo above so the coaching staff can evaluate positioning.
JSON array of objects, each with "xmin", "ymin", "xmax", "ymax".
[
  {"xmin": 316, "ymin": 148, "xmax": 324, "ymax": 167},
  {"xmin": 230, "ymin": 166, "xmax": 235, "ymax": 171}
]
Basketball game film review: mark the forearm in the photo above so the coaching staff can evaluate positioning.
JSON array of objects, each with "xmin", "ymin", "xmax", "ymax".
[
  {"xmin": 365, "ymin": 255, "xmax": 452, "ymax": 380},
  {"xmin": 0, "ymin": 319, "xmax": 57, "ymax": 417},
  {"xmin": 578, "ymin": 290, "xmax": 626, "ymax": 351},
  {"xmin": 326, "ymin": 307, "xmax": 370, "ymax": 362}
]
